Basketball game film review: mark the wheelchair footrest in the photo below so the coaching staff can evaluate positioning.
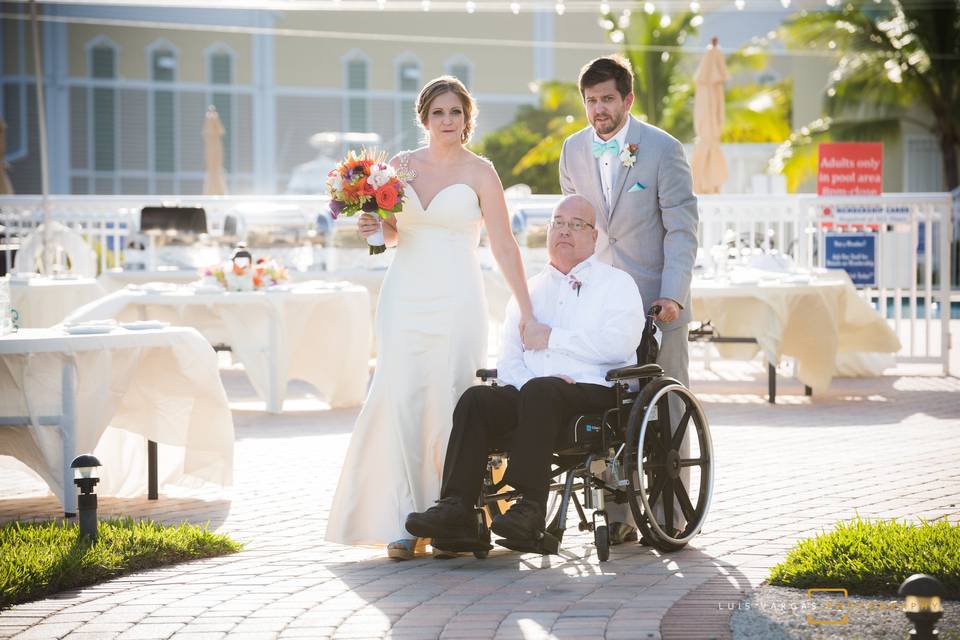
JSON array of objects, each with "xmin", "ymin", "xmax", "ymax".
[
  {"xmin": 431, "ymin": 536, "xmax": 492, "ymax": 554},
  {"xmin": 495, "ymin": 531, "xmax": 561, "ymax": 555}
]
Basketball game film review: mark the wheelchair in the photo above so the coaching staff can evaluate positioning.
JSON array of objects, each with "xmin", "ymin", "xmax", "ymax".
[{"xmin": 432, "ymin": 306, "xmax": 714, "ymax": 561}]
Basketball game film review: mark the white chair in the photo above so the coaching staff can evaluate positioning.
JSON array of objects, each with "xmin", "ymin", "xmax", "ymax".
[{"xmin": 13, "ymin": 222, "xmax": 97, "ymax": 277}]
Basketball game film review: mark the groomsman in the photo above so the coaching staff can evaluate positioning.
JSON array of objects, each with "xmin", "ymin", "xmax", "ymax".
[{"xmin": 559, "ymin": 55, "xmax": 699, "ymax": 544}]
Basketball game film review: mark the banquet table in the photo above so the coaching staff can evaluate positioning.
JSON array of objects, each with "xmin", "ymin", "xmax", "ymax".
[
  {"xmin": 690, "ymin": 269, "xmax": 901, "ymax": 393},
  {"xmin": 0, "ymin": 327, "xmax": 233, "ymax": 514},
  {"xmin": 9, "ymin": 276, "xmax": 107, "ymax": 328},
  {"xmin": 64, "ymin": 282, "xmax": 372, "ymax": 413}
]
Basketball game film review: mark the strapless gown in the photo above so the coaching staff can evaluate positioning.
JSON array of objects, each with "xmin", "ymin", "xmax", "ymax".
[{"xmin": 325, "ymin": 183, "xmax": 489, "ymax": 545}]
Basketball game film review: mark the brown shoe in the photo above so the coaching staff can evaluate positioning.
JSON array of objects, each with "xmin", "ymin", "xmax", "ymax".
[{"xmin": 387, "ymin": 538, "xmax": 417, "ymax": 560}]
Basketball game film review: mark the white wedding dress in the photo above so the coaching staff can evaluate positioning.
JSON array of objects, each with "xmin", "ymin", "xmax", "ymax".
[{"xmin": 325, "ymin": 182, "xmax": 489, "ymax": 545}]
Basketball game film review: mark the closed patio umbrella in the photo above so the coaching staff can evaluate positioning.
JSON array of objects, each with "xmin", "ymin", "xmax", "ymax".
[
  {"xmin": 202, "ymin": 105, "xmax": 227, "ymax": 196},
  {"xmin": 0, "ymin": 118, "xmax": 13, "ymax": 195},
  {"xmin": 691, "ymin": 37, "xmax": 729, "ymax": 195}
]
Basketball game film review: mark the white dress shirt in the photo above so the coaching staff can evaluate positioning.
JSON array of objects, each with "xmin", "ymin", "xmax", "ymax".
[
  {"xmin": 497, "ymin": 255, "xmax": 645, "ymax": 389},
  {"xmin": 594, "ymin": 121, "xmax": 630, "ymax": 209}
]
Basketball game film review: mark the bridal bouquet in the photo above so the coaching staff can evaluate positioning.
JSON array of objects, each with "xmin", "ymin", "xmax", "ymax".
[
  {"xmin": 326, "ymin": 149, "xmax": 405, "ymax": 255},
  {"xmin": 204, "ymin": 257, "xmax": 289, "ymax": 292}
]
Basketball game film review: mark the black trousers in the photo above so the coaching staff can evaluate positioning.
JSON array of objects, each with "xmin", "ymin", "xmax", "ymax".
[{"xmin": 440, "ymin": 377, "xmax": 617, "ymax": 510}]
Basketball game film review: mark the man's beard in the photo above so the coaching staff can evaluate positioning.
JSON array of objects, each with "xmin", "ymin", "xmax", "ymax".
[{"xmin": 593, "ymin": 111, "xmax": 625, "ymax": 136}]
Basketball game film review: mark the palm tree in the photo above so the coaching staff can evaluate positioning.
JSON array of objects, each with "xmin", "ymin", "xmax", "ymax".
[
  {"xmin": 482, "ymin": 5, "xmax": 792, "ymax": 187},
  {"xmin": 775, "ymin": 0, "xmax": 959, "ymax": 190}
]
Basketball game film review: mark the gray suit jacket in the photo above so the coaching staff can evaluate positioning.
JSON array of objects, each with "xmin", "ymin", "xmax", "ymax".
[{"xmin": 559, "ymin": 116, "xmax": 699, "ymax": 326}]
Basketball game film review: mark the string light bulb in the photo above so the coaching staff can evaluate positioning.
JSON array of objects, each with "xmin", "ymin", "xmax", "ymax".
[
  {"xmin": 689, "ymin": 1, "xmax": 700, "ymax": 12},
  {"xmin": 511, "ymin": 1, "xmax": 520, "ymax": 12},
  {"xmin": 421, "ymin": 0, "xmax": 430, "ymax": 10},
  {"xmin": 555, "ymin": 1, "xmax": 566, "ymax": 14},
  {"xmin": 643, "ymin": 1, "xmax": 655, "ymax": 14},
  {"xmin": 735, "ymin": 0, "xmax": 745, "ymax": 9},
  {"xmin": 600, "ymin": 2, "xmax": 610, "ymax": 13},
  {"xmin": 466, "ymin": 0, "xmax": 476, "ymax": 12}
]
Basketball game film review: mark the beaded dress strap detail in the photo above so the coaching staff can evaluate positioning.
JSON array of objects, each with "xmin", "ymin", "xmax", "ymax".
[{"xmin": 397, "ymin": 151, "xmax": 417, "ymax": 182}]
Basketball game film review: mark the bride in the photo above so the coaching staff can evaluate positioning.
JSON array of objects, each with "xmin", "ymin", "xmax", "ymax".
[{"xmin": 325, "ymin": 76, "xmax": 534, "ymax": 559}]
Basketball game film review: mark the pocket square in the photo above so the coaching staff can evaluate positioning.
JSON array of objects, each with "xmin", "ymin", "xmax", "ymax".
[{"xmin": 628, "ymin": 182, "xmax": 647, "ymax": 192}]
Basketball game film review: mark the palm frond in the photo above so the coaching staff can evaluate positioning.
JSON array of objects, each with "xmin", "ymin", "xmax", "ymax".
[{"xmin": 513, "ymin": 118, "xmax": 586, "ymax": 173}]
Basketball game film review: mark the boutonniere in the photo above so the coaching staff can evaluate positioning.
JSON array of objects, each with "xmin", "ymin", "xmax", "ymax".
[
  {"xmin": 619, "ymin": 144, "xmax": 638, "ymax": 168},
  {"xmin": 568, "ymin": 274, "xmax": 582, "ymax": 297}
]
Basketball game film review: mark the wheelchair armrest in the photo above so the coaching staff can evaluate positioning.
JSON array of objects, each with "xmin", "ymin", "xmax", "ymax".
[
  {"xmin": 476, "ymin": 368, "xmax": 498, "ymax": 382},
  {"xmin": 605, "ymin": 363, "xmax": 664, "ymax": 382}
]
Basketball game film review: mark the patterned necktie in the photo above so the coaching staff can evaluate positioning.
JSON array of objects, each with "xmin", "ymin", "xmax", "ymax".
[{"xmin": 592, "ymin": 139, "xmax": 620, "ymax": 158}]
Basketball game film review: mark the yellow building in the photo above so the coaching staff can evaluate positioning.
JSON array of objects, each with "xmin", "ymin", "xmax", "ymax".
[{"xmin": 0, "ymin": 1, "xmax": 949, "ymax": 195}]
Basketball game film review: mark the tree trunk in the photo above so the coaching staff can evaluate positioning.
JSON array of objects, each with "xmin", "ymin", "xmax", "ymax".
[{"xmin": 939, "ymin": 129, "xmax": 959, "ymax": 192}]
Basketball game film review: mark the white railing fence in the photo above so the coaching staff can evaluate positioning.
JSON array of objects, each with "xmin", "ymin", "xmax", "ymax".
[
  {"xmin": 0, "ymin": 195, "xmax": 335, "ymax": 275},
  {"xmin": 1, "ymin": 192, "xmax": 954, "ymax": 375},
  {"xmin": 699, "ymin": 192, "xmax": 953, "ymax": 374}
]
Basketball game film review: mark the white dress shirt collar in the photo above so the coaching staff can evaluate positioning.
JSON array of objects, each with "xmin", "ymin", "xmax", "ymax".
[
  {"xmin": 546, "ymin": 255, "xmax": 597, "ymax": 284},
  {"xmin": 592, "ymin": 119, "xmax": 631, "ymax": 156}
]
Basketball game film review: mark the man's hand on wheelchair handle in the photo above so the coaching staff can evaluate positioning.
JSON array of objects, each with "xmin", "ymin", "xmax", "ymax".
[
  {"xmin": 652, "ymin": 298, "xmax": 681, "ymax": 323},
  {"xmin": 522, "ymin": 321, "xmax": 552, "ymax": 351}
]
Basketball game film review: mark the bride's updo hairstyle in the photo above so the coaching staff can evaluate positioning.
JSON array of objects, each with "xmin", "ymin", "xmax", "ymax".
[{"xmin": 416, "ymin": 76, "xmax": 477, "ymax": 144}]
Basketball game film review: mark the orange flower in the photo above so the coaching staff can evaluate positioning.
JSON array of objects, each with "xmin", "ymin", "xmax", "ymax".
[
  {"xmin": 360, "ymin": 177, "xmax": 376, "ymax": 197},
  {"xmin": 375, "ymin": 185, "xmax": 398, "ymax": 210},
  {"xmin": 232, "ymin": 264, "xmax": 246, "ymax": 275}
]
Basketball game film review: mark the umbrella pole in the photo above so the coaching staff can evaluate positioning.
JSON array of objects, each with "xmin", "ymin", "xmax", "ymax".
[{"xmin": 29, "ymin": 0, "xmax": 52, "ymax": 273}]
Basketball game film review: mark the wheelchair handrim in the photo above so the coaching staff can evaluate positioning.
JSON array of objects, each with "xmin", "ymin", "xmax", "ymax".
[{"xmin": 635, "ymin": 382, "xmax": 714, "ymax": 546}]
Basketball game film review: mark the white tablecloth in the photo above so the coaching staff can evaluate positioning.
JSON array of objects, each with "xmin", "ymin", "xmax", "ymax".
[
  {"xmin": 691, "ymin": 269, "xmax": 902, "ymax": 392},
  {"xmin": 0, "ymin": 327, "xmax": 233, "ymax": 510},
  {"xmin": 98, "ymin": 269, "xmax": 199, "ymax": 293},
  {"xmin": 65, "ymin": 282, "xmax": 371, "ymax": 412},
  {"xmin": 9, "ymin": 276, "xmax": 106, "ymax": 328}
]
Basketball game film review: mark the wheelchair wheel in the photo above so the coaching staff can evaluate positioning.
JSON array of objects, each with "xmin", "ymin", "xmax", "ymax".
[
  {"xmin": 623, "ymin": 377, "xmax": 714, "ymax": 552},
  {"xmin": 595, "ymin": 525, "xmax": 610, "ymax": 562}
]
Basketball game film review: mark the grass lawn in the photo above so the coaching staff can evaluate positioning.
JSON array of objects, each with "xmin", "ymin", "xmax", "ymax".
[
  {"xmin": 769, "ymin": 517, "xmax": 960, "ymax": 598},
  {"xmin": 0, "ymin": 517, "xmax": 241, "ymax": 609}
]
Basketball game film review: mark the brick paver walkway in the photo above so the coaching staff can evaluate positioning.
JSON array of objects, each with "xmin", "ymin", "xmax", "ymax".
[{"xmin": 1, "ymin": 362, "xmax": 958, "ymax": 639}]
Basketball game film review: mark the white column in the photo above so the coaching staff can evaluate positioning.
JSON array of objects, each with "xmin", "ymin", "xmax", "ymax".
[
  {"xmin": 44, "ymin": 10, "xmax": 70, "ymax": 194},
  {"xmin": 251, "ymin": 12, "xmax": 276, "ymax": 193},
  {"xmin": 532, "ymin": 10, "xmax": 555, "ymax": 82}
]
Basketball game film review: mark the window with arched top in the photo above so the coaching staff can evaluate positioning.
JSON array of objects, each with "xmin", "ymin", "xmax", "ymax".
[
  {"xmin": 445, "ymin": 57, "xmax": 472, "ymax": 91},
  {"xmin": 396, "ymin": 57, "xmax": 421, "ymax": 149},
  {"xmin": 89, "ymin": 41, "xmax": 117, "ymax": 174},
  {"xmin": 208, "ymin": 47, "xmax": 234, "ymax": 172},
  {"xmin": 344, "ymin": 53, "xmax": 369, "ymax": 132},
  {"xmin": 150, "ymin": 44, "xmax": 177, "ymax": 174}
]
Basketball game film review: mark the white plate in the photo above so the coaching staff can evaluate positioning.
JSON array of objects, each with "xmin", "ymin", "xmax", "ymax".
[
  {"xmin": 64, "ymin": 324, "xmax": 116, "ymax": 335},
  {"xmin": 120, "ymin": 320, "xmax": 169, "ymax": 330}
]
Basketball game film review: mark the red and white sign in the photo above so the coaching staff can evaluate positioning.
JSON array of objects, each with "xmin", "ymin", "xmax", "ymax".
[{"xmin": 817, "ymin": 142, "xmax": 883, "ymax": 196}]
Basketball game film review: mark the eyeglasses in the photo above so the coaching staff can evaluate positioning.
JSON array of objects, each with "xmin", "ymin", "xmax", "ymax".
[{"xmin": 548, "ymin": 218, "xmax": 595, "ymax": 232}]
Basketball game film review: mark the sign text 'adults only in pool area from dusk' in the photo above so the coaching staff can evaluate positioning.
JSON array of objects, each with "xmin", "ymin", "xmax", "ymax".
[{"xmin": 817, "ymin": 143, "xmax": 883, "ymax": 196}]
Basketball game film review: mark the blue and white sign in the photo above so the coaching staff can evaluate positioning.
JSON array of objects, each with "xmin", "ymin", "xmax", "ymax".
[{"xmin": 825, "ymin": 233, "xmax": 877, "ymax": 287}]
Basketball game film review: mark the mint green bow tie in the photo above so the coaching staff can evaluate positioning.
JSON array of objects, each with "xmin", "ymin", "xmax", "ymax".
[{"xmin": 592, "ymin": 139, "xmax": 620, "ymax": 158}]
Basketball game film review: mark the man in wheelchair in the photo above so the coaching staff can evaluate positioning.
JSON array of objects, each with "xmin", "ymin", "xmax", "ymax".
[{"xmin": 405, "ymin": 195, "xmax": 648, "ymax": 554}]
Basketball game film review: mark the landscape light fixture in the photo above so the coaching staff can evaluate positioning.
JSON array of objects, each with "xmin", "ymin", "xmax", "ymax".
[
  {"xmin": 898, "ymin": 574, "xmax": 945, "ymax": 640},
  {"xmin": 70, "ymin": 454, "xmax": 102, "ymax": 538}
]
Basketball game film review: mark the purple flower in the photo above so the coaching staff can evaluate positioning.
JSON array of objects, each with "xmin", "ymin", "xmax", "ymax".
[
  {"xmin": 329, "ymin": 199, "xmax": 346, "ymax": 219},
  {"xmin": 361, "ymin": 198, "xmax": 379, "ymax": 213}
]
